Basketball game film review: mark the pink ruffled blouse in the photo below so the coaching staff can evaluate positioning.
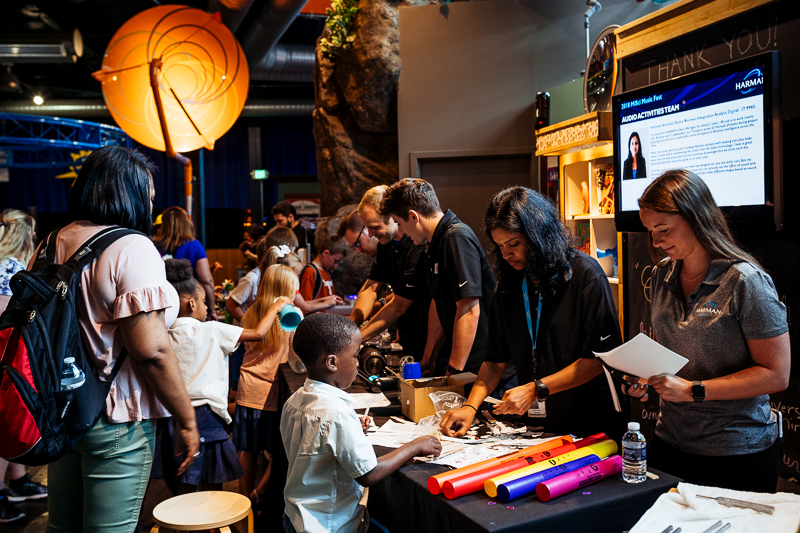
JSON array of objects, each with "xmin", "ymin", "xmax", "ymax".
[{"xmin": 33, "ymin": 221, "xmax": 180, "ymax": 423}]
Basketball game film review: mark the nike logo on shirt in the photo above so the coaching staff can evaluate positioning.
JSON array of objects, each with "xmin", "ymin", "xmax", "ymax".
[
  {"xmin": 600, "ymin": 335, "xmax": 610, "ymax": 341},
  {"xmin": 406, "ymin": 284, "xmax": 415, "ymax": 288},
  {"xmin": 459, "ymin": 281, "xmax": 468, "ymax": 287}
]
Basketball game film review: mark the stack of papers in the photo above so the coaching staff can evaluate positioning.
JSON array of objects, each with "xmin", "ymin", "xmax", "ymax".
[{"xmin": 593, "ymin": 333, "xmax": 688, "ymax": 411}]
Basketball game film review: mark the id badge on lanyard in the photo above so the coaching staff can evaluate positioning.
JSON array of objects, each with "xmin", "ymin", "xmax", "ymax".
[{"xmin": 523, "ymin": 277, "xmax": 546, "ymax": 418}]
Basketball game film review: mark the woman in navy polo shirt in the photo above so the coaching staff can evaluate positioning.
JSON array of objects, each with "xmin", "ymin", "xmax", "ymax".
[{"xmin": 630, "ymin": 169, "xmax": 789, "ymax": 492}]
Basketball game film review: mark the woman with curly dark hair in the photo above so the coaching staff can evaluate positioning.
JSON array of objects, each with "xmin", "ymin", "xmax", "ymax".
[{"xmin": 440, "ymin": 187, "xmax": 624, "ymax": 440}]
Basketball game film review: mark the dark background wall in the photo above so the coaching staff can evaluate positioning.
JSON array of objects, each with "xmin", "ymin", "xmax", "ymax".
[
  {"xmin": 396, "ymin": 0, "xmax": 672, "ymax": 250},
  {"xmin": 621, "ymin": 0, "xmax": 800, "ymax": 482}
]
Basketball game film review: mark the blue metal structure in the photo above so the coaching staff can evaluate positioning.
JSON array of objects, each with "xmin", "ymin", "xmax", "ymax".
[{"xmin": 0, "ymin": 113, "xmax": 130, "ymax": 169}]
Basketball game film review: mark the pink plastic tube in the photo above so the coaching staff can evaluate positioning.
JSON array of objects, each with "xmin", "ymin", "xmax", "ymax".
[{"xmin": 535, "ymin": 455, "xmax": 623, "ymax": 501}]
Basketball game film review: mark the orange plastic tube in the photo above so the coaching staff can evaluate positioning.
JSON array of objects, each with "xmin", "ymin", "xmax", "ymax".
[{"xmin": 427, "ymin": 436, "xmax": 576, "ymax": 495}]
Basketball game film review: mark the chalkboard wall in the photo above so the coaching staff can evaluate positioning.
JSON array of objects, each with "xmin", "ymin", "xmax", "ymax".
[{"xmin": 620, "ymin": 0, "xmax": 800, "ymax": 482}]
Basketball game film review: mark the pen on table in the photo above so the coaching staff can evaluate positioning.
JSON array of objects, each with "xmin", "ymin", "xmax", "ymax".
[{"xmin": 700, "ymin": 521, "xmax": 722, "ymax": 533}]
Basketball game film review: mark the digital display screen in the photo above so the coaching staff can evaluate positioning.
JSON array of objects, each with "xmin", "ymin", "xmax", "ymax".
[{"xmin": 613, "ymin": 51, "xmax": 780, "ymax": 232}]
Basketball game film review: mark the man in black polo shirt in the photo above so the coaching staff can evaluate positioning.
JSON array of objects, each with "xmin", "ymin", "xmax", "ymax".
[
  {"xmin": 381, "ymin": 179, "xmax": 496, "ymax": 375},
  {"xmin": 342, "ymin": 186, "xmax": 430, "ymax": 359}
]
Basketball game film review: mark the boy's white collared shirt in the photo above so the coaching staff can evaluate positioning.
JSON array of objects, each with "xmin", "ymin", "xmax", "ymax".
[{"xmin": 281, "ymin": 378, "xmax": 378, "ymax": 533}]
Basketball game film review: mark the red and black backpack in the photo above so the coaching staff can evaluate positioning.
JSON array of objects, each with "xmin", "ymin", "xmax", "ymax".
[{"xmin": 0, "ymin": 227, "xmax": 140, "ymax": 465}]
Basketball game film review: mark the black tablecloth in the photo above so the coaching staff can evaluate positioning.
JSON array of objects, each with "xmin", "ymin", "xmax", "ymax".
[{"xmin": 277, "ymin": 364, "xmax": 681, "ymax": 533}]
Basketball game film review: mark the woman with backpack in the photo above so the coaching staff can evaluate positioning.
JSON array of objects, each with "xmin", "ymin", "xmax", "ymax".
[
  {"xmin": 41, "ymin": 147, "xmax": 200, "ymax": 532},
  {"xmin": 0, "ymin": 209, "xmax": 47, "ymax": 523}
]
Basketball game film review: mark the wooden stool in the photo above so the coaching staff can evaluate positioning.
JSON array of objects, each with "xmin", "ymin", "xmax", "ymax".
[{"xmin": 150, "ymin": 491, "xmax": 253, "ymax": 533}]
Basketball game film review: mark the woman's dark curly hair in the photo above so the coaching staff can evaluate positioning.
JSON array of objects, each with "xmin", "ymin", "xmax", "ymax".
[{"xmin": 483, "ymin": 187, "xmax": 576, "ymax": 295}]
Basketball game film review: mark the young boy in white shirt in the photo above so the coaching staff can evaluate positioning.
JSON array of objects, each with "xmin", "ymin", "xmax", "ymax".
[{"xmin": 281, "ymin": 314, "xmax": 441, "ymax": 533}]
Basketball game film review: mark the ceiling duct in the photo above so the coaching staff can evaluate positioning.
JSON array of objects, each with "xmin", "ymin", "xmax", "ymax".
[
  {"xmin": 237, "ymin": 0, "xmax": 311, "ymax": 70},
  {"xmin": 207, "ymin": 0, "xmax": 314, "ymax": 82},
  {"xmin": 250, "ymin": 44, "xmax": 315, "ymax": 83},
  {"xmin": 0, "ymin": 29, "xmax": 83, "ymax": 63},
  {"xmin": 0, "ymin": 99, "xmax": 314, "ymax": 119},
  {"xmin": 207, "ymin": 0, "xmax": 257, "ymax": 34}
]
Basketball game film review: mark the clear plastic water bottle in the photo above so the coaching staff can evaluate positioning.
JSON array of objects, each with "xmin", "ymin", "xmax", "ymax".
[
  {"xmin": 59, "ymin": 357, "xmax": 85, "ymax": 419},
  {"xmin": 622, "ymin": 421, "xmax": 647, "ymax": 483}
]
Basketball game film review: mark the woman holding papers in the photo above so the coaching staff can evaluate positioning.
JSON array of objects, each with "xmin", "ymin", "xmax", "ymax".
[
  {"xmin": 440, "ymin": 187, "xmax": 623, "ymax": 440},
  {"xmin": 630, "ymin": 169, "xmax": 789, "ymax": 492}
]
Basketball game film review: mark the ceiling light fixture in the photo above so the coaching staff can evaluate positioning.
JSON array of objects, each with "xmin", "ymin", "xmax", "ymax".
[{"xmin": 33, "ymin": 95, "xmax": 44, "ymax": 105}]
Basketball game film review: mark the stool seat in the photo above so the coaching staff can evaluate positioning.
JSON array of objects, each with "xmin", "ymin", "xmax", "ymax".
[{"xmin": 152, "ymin": 491, "xmax": 252, "ymax": 531}]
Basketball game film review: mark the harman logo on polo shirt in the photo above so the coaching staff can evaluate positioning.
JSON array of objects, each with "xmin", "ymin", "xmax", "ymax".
[{"xmin": 697, "ymin": 301, "xmax": 721, "ymax": 317}]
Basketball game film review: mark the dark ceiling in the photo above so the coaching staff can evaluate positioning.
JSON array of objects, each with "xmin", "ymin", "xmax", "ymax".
[{"xmin": 0, "ymin": 0, "xmax": 323, "ymax": 103}]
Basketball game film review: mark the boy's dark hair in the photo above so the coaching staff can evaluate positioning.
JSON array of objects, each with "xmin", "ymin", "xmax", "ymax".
[
  {"xmin": 68, "ymin": 145, "xmax": 156, "ymax": 234},
  {"xmin": 271, "ymin": 200, "xmax": 297, "ymax": 219},
  {"xmin": 164, "ymin": 258, "xmax": 203, "ymax": 298},
  {"xmin": 337, "ymin": 208, "xmax": 363, "ymax": 238},
  {"xmin": 265, "ymin": 226, "xmax": 299, "ymax": 251},
  {"xmin": 293, "ymin": 313, "xmax": 360, "ymax": 367},
  {"xmin": 316, "ymin": 234, "xmax": 349, "ymax": 257},
  {"xmin": 380, "ymin": 178, "xmax": 442, "ymax": 221}
]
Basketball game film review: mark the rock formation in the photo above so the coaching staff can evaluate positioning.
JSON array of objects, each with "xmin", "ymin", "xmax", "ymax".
[{"xmin": 313, "ymin": 0, "xmax": 438, "ymax": 216}]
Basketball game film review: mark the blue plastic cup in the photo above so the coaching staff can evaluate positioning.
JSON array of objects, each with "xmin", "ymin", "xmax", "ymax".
[
  {"xmin": 278, "ymin": 305, "xmax": 303, "ymax": 331},
  {"xmin": 402, "ymin": 361, "xmax": 422, "ymax": 380}
]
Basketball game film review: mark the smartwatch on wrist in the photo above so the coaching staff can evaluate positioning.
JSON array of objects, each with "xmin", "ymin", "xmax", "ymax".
[
  {"xmin": 534, "ymin": 379, "xmax": 550, "ymax": 401},
  {"xmin": 691, "ymin": 381, "xmax": 705, "ymax": 402},
  {"xmin": 446, "ymin": 364, "xmax": 463, "ymax": 375}
]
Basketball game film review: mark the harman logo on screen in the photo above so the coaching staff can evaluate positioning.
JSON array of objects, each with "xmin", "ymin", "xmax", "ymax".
[
  {"xmin": 735, "ymin": 68, "xmax": 763, "ymax": 94},
  {"xmin": 697, "ymin": 301, "xmax": 721, "ymax": 317}
]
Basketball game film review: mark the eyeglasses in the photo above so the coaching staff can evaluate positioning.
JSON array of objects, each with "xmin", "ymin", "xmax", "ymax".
[{"xmin": 351, "ymin": 226, "xmax": 364, "ymax": 250}]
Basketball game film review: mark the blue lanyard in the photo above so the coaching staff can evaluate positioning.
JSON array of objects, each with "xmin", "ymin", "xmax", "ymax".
[{"xmin": 522, "ymin": 277, "xmax": 543, "ymax": 349}]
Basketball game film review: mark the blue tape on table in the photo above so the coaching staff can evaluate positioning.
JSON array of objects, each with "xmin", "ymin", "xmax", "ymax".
[{"xmin": 496, "ymin": 454, "xmax": 600, "ymax": 502}]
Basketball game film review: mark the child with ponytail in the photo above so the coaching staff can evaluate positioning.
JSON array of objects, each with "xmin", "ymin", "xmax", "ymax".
[
  {"xmin": 234, "ymin": 264, "xmax": 302, "ymax": 504},
  {"xmin": 155, "ymin": 259, "xmax": 291, "ymax": 494}
]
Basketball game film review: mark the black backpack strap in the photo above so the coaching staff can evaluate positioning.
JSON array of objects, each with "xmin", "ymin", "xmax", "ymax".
[
  {"xmin": 31, "ymin": 230, "xmax": 62, "ymax": 270},
  {"xmin": 64, "ymin": 227, "xmax": 145, "ymax": 381},
  {"xmin": 65, "ymin": 227, "xmax": 145, "ymax": 272},
  {"xmin": 303, "ymin": 263, "xmax": 322, "ymax": 299}
]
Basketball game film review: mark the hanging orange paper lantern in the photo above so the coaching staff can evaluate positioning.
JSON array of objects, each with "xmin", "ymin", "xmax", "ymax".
[{"xmin": 93, "ymin": 5, "xmax": 248, "ymax": 153}]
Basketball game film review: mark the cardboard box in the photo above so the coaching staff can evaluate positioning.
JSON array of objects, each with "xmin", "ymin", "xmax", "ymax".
[{"xmin": 397, "ymin": 373, "xmax": 477, "ymax": 422}]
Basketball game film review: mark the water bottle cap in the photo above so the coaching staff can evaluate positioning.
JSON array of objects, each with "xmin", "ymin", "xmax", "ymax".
[
  {"xmin": 64, "ymin": 357, "xmax": 75, "ymax": 364},
  {"xmin": 628, "ymin": 422, "xmax": 640, "ymax": 431}
]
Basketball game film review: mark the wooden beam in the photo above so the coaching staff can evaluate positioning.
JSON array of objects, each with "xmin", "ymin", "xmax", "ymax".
[{"xmin": 615, "ymin": 0, "xmax": 778, "ymax": 60}]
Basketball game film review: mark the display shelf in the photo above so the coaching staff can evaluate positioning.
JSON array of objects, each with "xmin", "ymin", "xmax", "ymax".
[{"xmin": 535, "ymin": 123, "xmax": 623, "ymax": 329}]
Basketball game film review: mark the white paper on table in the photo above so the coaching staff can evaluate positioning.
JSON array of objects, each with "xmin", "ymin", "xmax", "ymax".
[
  {"xmin": 366, "ymin": 419, "xmax": 427, "ymax": 448},
  {"xmin": 593, "ymin": 332, "xmax": 688, "ymax": 379},
  {"xmin": 428, "ymin": 435, "xmax": 570, "ymax": 468},
  {"xmin": 349, "ymin": 392, "xmax": 391, "ymax": 410},
  {"xmin": 414, "ymin": 441, "xmax": 465, "ymax": 462},
  {"xmin": 428, "ymin": 445, "xmax": 517, "ymax": 468}
]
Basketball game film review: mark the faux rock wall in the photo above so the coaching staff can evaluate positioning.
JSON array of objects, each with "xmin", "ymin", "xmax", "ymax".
[{"xmin": 313, "ymin": 0, "xmax": 439, "ymax": 216}]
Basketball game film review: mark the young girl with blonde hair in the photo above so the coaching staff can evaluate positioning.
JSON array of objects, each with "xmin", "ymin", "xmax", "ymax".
[{"xmin": 233, "ymin": 264, "xmax": 301, "ymax": 503}]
